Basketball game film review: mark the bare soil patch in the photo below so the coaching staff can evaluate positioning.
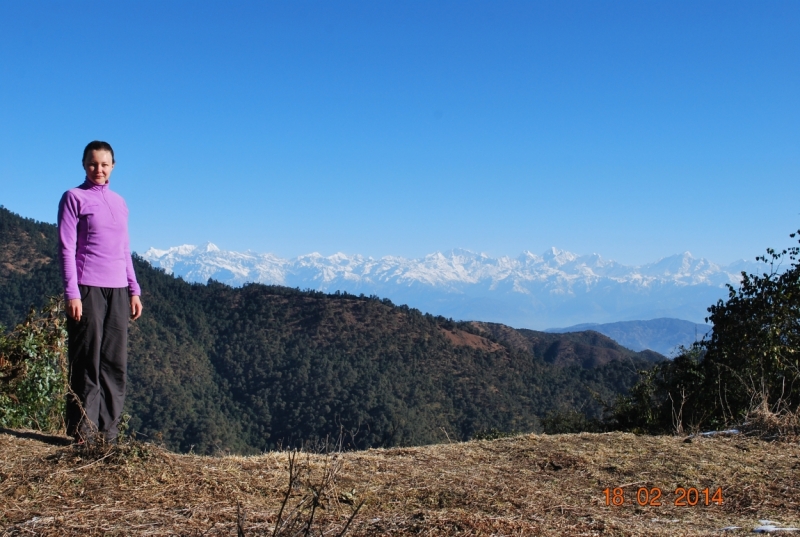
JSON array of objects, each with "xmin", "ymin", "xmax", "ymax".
[
  {"xmin": 439, "ymin": 328, "xmax": 504, "ymax": 352},
  {"xmin": 1, "ymin": 431, "xmax": 798, "ymax": 536},
  {"xmin": 0, "ymin": 231, "xmax": 52, "ymax": 279}
]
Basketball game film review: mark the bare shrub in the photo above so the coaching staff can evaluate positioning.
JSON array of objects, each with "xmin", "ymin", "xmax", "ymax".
[
  {"xmin": 238, "ymin": 443, "xmax": 364, "ymax": 537},
  {"xmin": 741, "ymin": 396, "xmax": 800, "ymax": 441}
]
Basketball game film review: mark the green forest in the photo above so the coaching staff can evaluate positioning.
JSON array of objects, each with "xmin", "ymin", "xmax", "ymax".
[{"xmin": 0, "ymin": 206, "xmax": 664, "ymax": 453}]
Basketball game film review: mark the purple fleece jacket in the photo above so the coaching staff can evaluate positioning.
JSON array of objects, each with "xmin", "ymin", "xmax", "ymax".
[{"xmin": 58, "ymin": 179, "xmax": 141, "ymax": 301}]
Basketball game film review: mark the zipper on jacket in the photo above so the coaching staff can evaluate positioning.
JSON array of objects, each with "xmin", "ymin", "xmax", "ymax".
[{"xmin": 101, "ymin": 187, "xmax": 117, "ymax": 223}]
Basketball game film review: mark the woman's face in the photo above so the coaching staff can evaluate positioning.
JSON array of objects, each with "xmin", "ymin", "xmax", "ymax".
[{"xmin": 83, "ymin": 150, "xmax": 115, "ymax": 185}]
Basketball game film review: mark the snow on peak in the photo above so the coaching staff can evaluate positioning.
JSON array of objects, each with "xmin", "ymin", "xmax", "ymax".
[
  {"xmin": 143, "ymin": 244, "xmax": 198, "ymax": 259},
  {"xmin": 143, "ymin": 247, "xmax": 169, "ymax": 258},
  {"xmin": 140, "ymin": 242, "xmax": 767, "ymax": 326},
  {"xmin": 141, "ymin": 243, "xmax": 752, "ymax": 293},
  {"xmin": 542, "ymin": 247, "xmax": 578, "ymax": 265}
]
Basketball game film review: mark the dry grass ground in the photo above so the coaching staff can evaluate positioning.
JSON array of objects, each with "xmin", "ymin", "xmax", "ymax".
[{"xmin": 1, "ymin": 430, "xmax": 799, "ymax": 536}]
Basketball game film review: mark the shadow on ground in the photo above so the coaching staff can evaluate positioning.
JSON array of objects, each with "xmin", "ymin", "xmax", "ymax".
[{"xmin": 0, "ymin": 427, "xmax": 71, "ymax": 446}]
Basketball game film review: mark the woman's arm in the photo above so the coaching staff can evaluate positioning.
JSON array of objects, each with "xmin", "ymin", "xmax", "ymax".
[
  {"xmin": 67, "ymin": 298, "xmax": 82, "ymax": 321},
  {"xmin": 58, "ymin": 192, "xmax": 81, "ymax": 300},
  {"xmin": 58, "ymin": 192, "xmax": 82, "ymax": 318},
  {"xmin": 130, "ymin": 295, "xmax": 143, "ymax": 320}
]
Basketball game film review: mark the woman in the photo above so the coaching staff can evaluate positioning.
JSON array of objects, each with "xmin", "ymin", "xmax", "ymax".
[{"xmin": 58, "ymin": 141, "xmax": 143, "ymax": 444}]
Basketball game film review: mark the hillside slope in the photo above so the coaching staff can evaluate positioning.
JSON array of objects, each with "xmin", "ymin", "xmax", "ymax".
[
  {"xmin": 472, "ymin": 322, "xmax": 664, "ymax": 367},
  {"xmin": 548, "ymin": 318, "xmax": 713, "ymax": 355},
  {"xmin": 2, "ymin": 430, "xmax": 798, "ymax": 536},
  {"xmin": 0, "ymin": 206, "xmax": 662, "ymax": 454}
]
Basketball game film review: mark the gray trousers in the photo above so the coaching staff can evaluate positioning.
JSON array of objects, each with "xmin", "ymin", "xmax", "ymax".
[{"xmin": 66, "ymin": 286, "xmax": 130, "ymax": 442}]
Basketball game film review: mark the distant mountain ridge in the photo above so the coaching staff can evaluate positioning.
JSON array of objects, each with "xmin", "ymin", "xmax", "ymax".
[
  {"xmin": 0, "ymin": 205, "xmax": 662, "ymax": 454},
  {"xmin": 547, "ymin": 318, "xmax": 712, "ymax": 356},
  {"xmin": 143, "ymin": 243, "xmax": 760, "ymax": 328}
]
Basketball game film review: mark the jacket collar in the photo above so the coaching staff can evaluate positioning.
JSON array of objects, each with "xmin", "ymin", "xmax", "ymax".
[{"xmin": 81, "ymin": 178, "xmax": 110, "ymax": 190}]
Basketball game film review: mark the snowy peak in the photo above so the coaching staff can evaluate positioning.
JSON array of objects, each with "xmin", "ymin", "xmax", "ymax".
[
  {"xmin": 141, "ymin": 244, "xmax": 755, "ymax": 290},
  {"xmin": 143, "ymin": 244, "xmax": 197, "ymax": 258},
  {"xmin": 140, "ymin": 243, "xmax": 764, "ymax": 327},
  {"xmin": 638, "ymin": 252, "xmax": 728, "ymax": 285},
  {"xmin": 542, "ymin": 247, "xmax": 578, "ymax": 266}
]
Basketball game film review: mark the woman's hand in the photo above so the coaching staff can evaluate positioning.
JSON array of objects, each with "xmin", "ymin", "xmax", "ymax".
[
  {"xmin": 130, "ymin": 295, "xmax": 143, "ymax": 321},
  {"xmin": 67, "ymin": 298, "xmax": 82, "ymax": 321}
]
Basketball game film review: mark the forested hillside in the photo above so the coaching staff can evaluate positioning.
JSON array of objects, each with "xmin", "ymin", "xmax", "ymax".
[
  {"xmin": 0, "ymin": 206, "xmax": 662, "ymax": 454},
  {"xmin": 0, "ymin": 208, "xmax": 63, "ymax": 323}
]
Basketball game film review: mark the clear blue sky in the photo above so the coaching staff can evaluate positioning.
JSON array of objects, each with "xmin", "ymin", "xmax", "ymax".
[{"xmin": 1, "ymin": 1, "xmax": 798, "ymax": 265}]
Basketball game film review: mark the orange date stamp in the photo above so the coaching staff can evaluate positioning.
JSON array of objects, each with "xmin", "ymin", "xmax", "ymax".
[{"xmin": 603, "ymin": 486, "xmax": 723, "ymax": 507}]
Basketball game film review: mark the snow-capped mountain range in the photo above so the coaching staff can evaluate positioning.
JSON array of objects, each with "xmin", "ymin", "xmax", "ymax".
[{"xmin": 142, "ymin": 243, "xmax": 762, "ymax": 329}]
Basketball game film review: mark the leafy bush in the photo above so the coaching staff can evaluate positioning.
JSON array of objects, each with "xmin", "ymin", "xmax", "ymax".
[
  {"xmin": 608, "ymin": 344, "xmax": 707, "ymax": 434},
  {"xmin": 471, "ymin": 428, "xmax": 518, "ymax": 441},
  {"xmin": 0, "ymin": 297, "xmax": 68, "ymax": 432},
  {"xmin": 704, "ymin": 234, "xmax": 800, "ymax": 421},
  {"xmin": 541, "ymin": 409, "xmax": 604, "ymax": 434},
  {"xmin": 609, "ymin": 230, "xmax": 800, "ymax": 434}
]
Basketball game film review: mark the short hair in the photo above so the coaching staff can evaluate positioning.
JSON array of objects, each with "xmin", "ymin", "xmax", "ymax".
[{"xmin": 82, "ymin": 141, "xmax": 115, "ymax": 165}]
